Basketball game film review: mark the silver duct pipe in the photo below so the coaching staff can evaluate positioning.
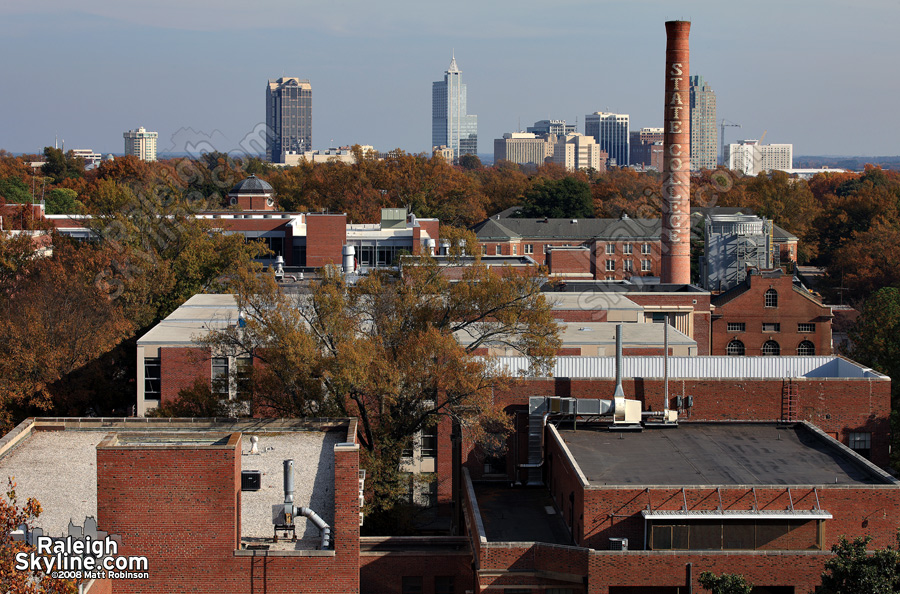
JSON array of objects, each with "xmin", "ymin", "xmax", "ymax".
[
  {"xmin": 282, "ymin": 459, "xmax": 331, "ymax": 549},
  {"xmin": 614, "ymin": 324, "xmax": 625, "ymax": 398}
]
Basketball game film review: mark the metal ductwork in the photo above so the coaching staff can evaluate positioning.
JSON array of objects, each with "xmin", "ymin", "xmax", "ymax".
[{"xmin": 279, "ymin": 459, "xmax": 331, "ymax": 549}]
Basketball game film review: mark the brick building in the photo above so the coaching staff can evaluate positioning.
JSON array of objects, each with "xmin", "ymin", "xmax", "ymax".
[
  {"xmin": 1, "ymin": 418, "xmax": 361, "ymax": 594},
  {"xmin": 711, "ymin": 270, "xmax": 832, "ymax": 357}
]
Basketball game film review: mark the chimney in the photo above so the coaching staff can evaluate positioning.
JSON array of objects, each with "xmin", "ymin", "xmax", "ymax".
[{"xmin": 661, "ymin": 20, "xmax": 691, "ymax": 285}]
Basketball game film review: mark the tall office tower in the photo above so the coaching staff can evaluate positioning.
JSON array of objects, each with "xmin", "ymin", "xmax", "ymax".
[
  {"xmin": 123, "ymin": 127, "xmax": 158, "ymax": 162},
  {"xmin": 689, "ymin": 75, "xmax": 717, "ymax": 171},
  {"xmin": 432, "ymin": 55, "xmax": 478, "ymax": 162},
  {"xmin": 584, "ymin": 112, "xmax": 629, "ymax": 167},
  {"xmin": 266, "ymin": 77, "xmax": 312, "ymax": 163},
  {"xmin": 527, "ymin": 119, "xmax": 575, "ymax": 136}
]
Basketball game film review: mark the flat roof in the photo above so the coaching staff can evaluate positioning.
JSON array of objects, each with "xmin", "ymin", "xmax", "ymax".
[
  {"xmin": 137, "ymin": 294, "xmax": 239, "ymax": 345},
  {"xmin": 0, "ymin": 419, "xmax": 345, "ymax": 551},
  {"xmin": 557, "ymin": 322, "xmax": 695, "ymax": 347},
  {"xmin": 557, "ymin": 423, "xmax": 895, "ymax": 487},
  {"xmin": 473, "ymin": 483, "xmax": 572, "ymax": 545}
]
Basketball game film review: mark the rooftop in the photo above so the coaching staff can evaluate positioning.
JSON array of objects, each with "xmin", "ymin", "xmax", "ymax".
[
  {"xmin": 137, "ymin": 293, "xmax": 239, "ymax": 345},
  {"xmin": 472, "ymin": 483, "xmax": 572, "ymax": 544},
  {"xmin": 0, "ymin": 418, "xmax": 346, "ymax": 550},
  {"xmin": 557, "ymin": 422, "xmax": 896, "ymax": 487}
]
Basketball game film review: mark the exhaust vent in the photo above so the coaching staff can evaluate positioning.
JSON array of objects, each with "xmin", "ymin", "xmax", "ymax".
[{"xmin": 609, "ymin": 537, "xmax": 629, "ymax": 551}]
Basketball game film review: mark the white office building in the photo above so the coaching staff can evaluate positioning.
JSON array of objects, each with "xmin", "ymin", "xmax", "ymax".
[
  {"xmin": 725, "ymin": 140, "xmax": 793, "ymax": 176},
  {"xmin": 123, "ymin": 127, "xmax": 158, "ymax": 162},
  {"xmin": 584, "ymin": 112, "xmax": 629, "ymax": 167}
]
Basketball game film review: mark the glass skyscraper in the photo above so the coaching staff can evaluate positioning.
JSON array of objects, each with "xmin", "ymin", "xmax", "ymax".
[
  {"xmin": 432, "ymin": 56, "xmax": 477, "ymax": 162},
  {"xmin": 266, "ymin": 77, "xmax": 312, "ymax": 163},
  {"xmin": 585, "ymin": 112, "xmax": 630, "ymax": 167},
  {"xmin": 690, "ymin": 75, "xmax": 717, "ymax": 171}
]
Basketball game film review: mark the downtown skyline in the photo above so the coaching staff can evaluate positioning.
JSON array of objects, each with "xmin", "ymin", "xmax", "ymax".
[{"xmin": 1, "ymin": 0, "xmax": 898, "ymax": 157}]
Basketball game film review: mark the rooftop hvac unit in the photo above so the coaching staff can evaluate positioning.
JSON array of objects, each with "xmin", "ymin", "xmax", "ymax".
[
  {"xmin": 241, "ymin": 470, "xmax": 261, "ymax": 492},
  {"xmin": 609, "ymin": 537, "xmax": 628, "ymax": 551}
]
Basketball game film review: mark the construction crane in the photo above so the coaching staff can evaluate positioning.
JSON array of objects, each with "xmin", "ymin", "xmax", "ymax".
[{"xmin": 720, "ymin": 119, "xmax": 742, "ymax": 166}]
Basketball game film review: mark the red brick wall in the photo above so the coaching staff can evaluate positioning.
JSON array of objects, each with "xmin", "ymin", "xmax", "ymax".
[
  {"xmin": 712, "ymin": 274, "xmax": 832, "ymax": 356},
  {"xmin": 493, "ymin": 376, "xmax": 891, "ymax": 468},
  {"xmin": 548, "ymin": 249, "xmax": 592, "ymax": 276},
  {"xmin": 96, "ymin": 434, "xmax": 361, "ymax": 594},
  {"xmin": 553, "ymin": 309, "xmax": 608, "ymax": 323},
  {"xmin": 306, "ymin": 214, "xmax": 347, "ymax": 267},
  {"xmin": 413, "ymin": 219, "xmax": 441, "ymax": 255},
  {"xmin": 359, "ymin": 548, "xmax": 472, "ymax": 594},
  {"xmin": 589, "ymin": 240, "xmax": 662, "ymax": 281},
  {"xmin": 159, "ymin": 346, "xmax": 211, "ymax": 404},
  {"xmin": 627, "ymin": 293, "xmax": 711, "ymax": 356}
]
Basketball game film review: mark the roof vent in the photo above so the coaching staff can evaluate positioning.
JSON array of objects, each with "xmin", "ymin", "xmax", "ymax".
[
  {"xmin": 609, "ymin": 537, "xmax": 628, "ymax": 551},
  {"xmin": 571, "ymin": 219, "xmax": 578, "ymax": 224},
  {"xmin": 241, "ymin": 470, "xmax": 261, "ymax": 491}
]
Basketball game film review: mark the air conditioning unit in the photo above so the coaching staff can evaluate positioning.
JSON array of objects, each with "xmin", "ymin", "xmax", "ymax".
[
  {"xmin": 241, "ymin": 470, "xmax": 261, "ymax": 491},
  {"xmin": 609, "ymin": 537, "xmax": 628, "ymax": 551}
]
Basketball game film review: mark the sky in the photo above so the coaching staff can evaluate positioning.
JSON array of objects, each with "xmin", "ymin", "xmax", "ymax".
[{"xmin": 2, "ymin": 0, "xmax": 898, "ymax": 158}]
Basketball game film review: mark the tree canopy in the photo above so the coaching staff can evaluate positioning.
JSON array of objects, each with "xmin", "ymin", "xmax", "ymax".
[
  {"xmin": 820, "ymin": 533, "xmax": 900, "ymax": 594},
  {"xmin": 518, "ymin": 176, "xmax": 593, "ymax": 219},
  {"xmin": 189, "ymin": 260, "xmax": 560, "ymax": 528},
  {"xmin": 698, "ymin": 571, "xmax": 752, "ymax": 594}
]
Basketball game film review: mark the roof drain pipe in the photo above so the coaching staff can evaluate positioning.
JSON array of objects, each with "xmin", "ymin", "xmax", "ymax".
[{"xmin": 283, "ymin": 459, "xmax": 332, "ymax": 549}]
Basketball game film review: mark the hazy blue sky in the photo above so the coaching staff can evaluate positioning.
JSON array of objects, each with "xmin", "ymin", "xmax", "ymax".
[{"xmin": 2, "ymin": 0, "xmax": 897, "ymax": 157}]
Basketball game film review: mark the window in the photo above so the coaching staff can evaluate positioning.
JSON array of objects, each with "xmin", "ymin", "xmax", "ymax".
[
  {"xmin": 606, "ymin": 259, "xmax": 615, "ymax": 271},
  {"xmin": 421, "ymin": 424, "xmax": 437, "ymax": 458},
  {"xmin": 641, "ymin": 259, "xmax": 652, "ymax": 272},
  {"xmin": 762, "ymin": 323, "xmax": 780, "ymax": 333},
  {"xmin": 524, "ymin": 244, "xmax": 534, "ymax": 254},
  {"xmin": 764, "ymin": 289, "xmax": 778, "ymax": 308},
  {"xmin": 623, "ymin": 260, "xmax": 633, "ymax": 272},
  {"xmin": 727, "ymin": 322, "xmax": 745, "ymax": 332},
  {"xmin": 481, "ymin": 245, "xmax": 486, "ymax": 255},
  {"xmin": 236, "ymin": 356, "xmax": 252, "ymax": 397},
  {"xmin": 401, "ymin": 577, "xmax": 423, "ymax": 594},
  {"xmin": 798, "ymin": 323, "xmax": 815, "ymax": 333},
  {"xmin": 797, "ymin": 340, "xmax": 816, "ymax": 356},
  {"xmin": 435, "ymin": 577, "xmax": 455, "ymax": 594},
  {"xmin": 848, "ymin": 432, "xmax": 871, "ymax": 458},
  {"xmin": 762, "ymin": 340, "xmax": 781, "ymax": 356},
  {"xmin": 144, "ymin": 357, "xmax": 161, "ymax": 401},
  {"xmin": 606, "ymin": 243, "xmax": 615, "ymax": 254},
  {"xmin": 495, "ymin": 245, "xmax": 502, "ymax": 255},
  {"xmin": 726, "ymin": 339, "xmax": 745, "ymax": 356},
  {"xmin": 512, "ymin": 245, "xmax": 517, "ymax": 255},
  {"xmin": 641, "ymin": 243, "xmax": 651, "ymax": 254},
  {"xmin": 212, "ymin": 357, "xmax": 229, "ymax": 393},
  {"xmin": 623, "ymin": 243, "xmax": 633, "ymax": 255}
]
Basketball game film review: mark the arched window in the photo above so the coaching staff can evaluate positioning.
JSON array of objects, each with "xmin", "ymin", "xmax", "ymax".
[
  {"xmin": 762, "ymin": 340, "xmax": 781, "ymax": 356},
  {"xmin": 764, "ymin": 289, "xmax": 778, "ymax": 308},
  {"xmin": 726, "ymin": 339, "xmax": 745, "ymax": 356},
  {"xmin": 797, "ymin": 340, "xmax": 815, "ymax": 356}
]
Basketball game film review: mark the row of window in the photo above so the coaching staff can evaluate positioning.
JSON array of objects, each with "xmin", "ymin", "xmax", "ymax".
[
  {"xmin": 484, "ymin": 243, "xmax": 653, "ymax": 256},
  {"xmin": 727, "ymin": 322, "xmax": 816, "ymax": 333},
  {"xmin": 606, "ymin": 259, "xmax": 653, "ymax": 272},
  {"xmin": 143, "ymin": 356, "xmax": 252, "ymax": 401},
  {"xmin": 726, "ymin": 340, "xmax": 816, "ymax": 356}
]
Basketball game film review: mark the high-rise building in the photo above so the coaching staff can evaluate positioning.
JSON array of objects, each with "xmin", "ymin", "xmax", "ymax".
[
  {"xmin": 527, "ymin": 120, "xmax": 575, "ymax": 136},
  {"xmin": 266, "ymin": 77, "xmax": 312, "ymax": 163},
  {"xmin": 493, "ymin": 133, "xmax": 552, "ymax": 167},
  {"xmin": 584, "ymin": 112, "xmax": 629, "ymax": 167},
  {"xmin": 725, "ymin": 140, "xmax": 793, "ymax": 176},
  {"xmin": 551, "ymin": 133, "xmax": 607, "ymax": 173},
  {"xmin": 123, "ymin": 127, "xmax": 158, "ymax": 162},
  {"xmin": 690, "ymin": 75, "xmax": 717, "ymax": 171},
  {"xmin": 432, "ymin": 55, "xmax": 477, "ymax": 162}
]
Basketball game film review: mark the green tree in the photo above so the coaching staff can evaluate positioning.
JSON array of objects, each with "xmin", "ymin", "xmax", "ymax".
[
  {"xmin": 847, "ymin": 287, "xmax": 900, "ymax": 385},
  {"xmin": 820, "ymin": 534, "xmax": 900, "ymax": 594},
  {"xmin": 518, "ymin": 177, "xmax": 593, "ymax": 219},
  {"xmin": 0, "ymin": 177, "xmax": 32, "ymax": 204},
  {"xmin": 457, "ymin": 154, "xmax": 483, "ymax": 170},
  {"xmin": 201, "ymin": 260, "xmax": 560, "ymax": 529},
  {"xmin": 698, "ymin": 571, "xmax": 752, "ymax": 594},
  {"xmin": 44, "ymin": 188, "xmax": 82, "ymax": 215}
]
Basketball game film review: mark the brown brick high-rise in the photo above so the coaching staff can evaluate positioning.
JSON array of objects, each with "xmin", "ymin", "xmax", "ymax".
[{"xmin": 661, "ymin": 20, "xmax": 691, "ymax": 284}]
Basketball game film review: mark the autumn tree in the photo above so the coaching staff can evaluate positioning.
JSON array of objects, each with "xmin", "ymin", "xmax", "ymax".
[
  {"xmin": 697, "ymin": 571, "xmax": 752, "ymax": 594},
  {"xmin": 0, "ymin": 479, "xmax": 76, "ymax": 594},
  {"xmin": 194, "ymin": 259, "xmax": 560, "ymax": 528},
  {"xmin": 819, "ymin": 533, "xmax": 900, "ymax": 594}
]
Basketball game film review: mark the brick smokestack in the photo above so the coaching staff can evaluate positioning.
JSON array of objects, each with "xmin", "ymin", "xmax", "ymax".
[{"xmin": 661, "ymin": 20, "xmax": 691, "ymax": 285}]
